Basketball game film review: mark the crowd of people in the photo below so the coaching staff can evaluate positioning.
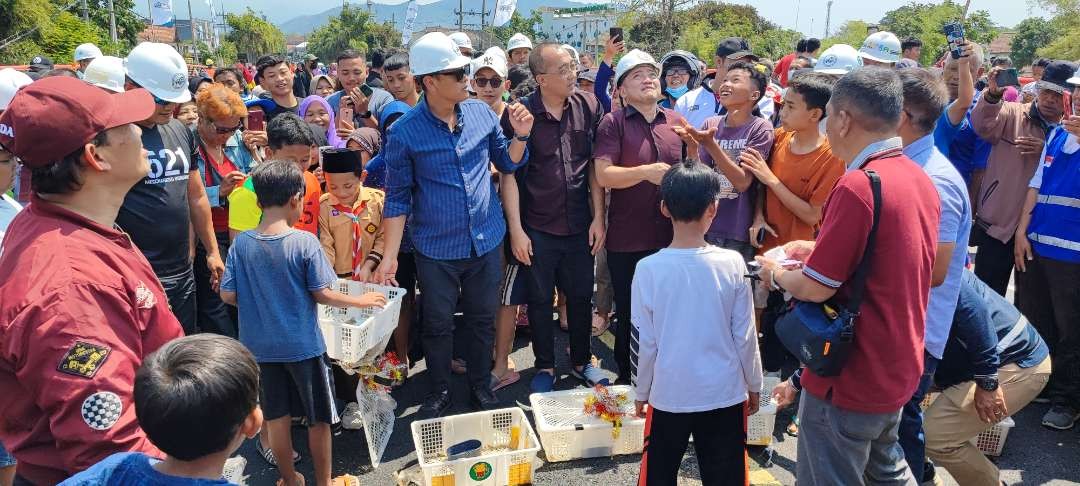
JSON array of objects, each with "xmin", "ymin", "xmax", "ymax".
[{"xmin": 0, "ymin": 22, "xmax": 1078, "ymax": 486}]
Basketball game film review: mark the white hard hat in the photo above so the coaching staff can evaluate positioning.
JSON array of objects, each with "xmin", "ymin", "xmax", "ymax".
[
  {"xmin": 1068, "ymin": 66, "xmax": 1080, "ymax": 86},
  {"xmin": 449, "ymin": 32, "xmax": 473, "ymax": 51},
  {"xmin": 84, "ymin": 56, "xmax": 126, "ymax": 93},
  {"xmin": 74, "ymin": 43, "xmax": 103, "ymax": 62},
  {"xmin": 507, "ymin": 33, "xmax": 533, "ymax": 53},
  {"xmin": 124, "ymin": 42, "xmax": 191, "ymax": 103},
  {"xmin": 471, "ymin": 47, "xmax": 508, "ymax": 79},
  {"xmin": 614, "ymin": 49, "xmax": 661, "ymax": 87},
  {"xmin": 0, "ymin": 68, "xmax": 33, "ymax": 110},
  {"xmin": 410, "ymin": 32, "xmax": 472, "ymax": 76},
  {"xmin": 561, "ymin": 44, "xmax": 581, "ymax": 66},
  {"xmin": 815, "ymin": 44, "xmax": 863, "ymax": 75},
  {"xmin": 859, "ymin": 31, "xmax": 901, "ymax": 64}
]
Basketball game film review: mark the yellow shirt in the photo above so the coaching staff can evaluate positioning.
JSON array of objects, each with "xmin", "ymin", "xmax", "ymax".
[{"xmin": 228, "ymin": 172, "xmax": 322, "ymax": 235}]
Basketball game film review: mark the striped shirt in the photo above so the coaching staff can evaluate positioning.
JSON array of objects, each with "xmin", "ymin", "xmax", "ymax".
[{"xmin": 383, "ymin": 98, "xmax": 528, "ymax": 260}]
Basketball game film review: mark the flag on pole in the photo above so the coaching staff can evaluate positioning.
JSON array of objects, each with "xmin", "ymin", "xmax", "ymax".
[
  {"xmin": 401, "ymin": 0, "xmax": 419, "ymax": 45},
  {"xmin": 493, "ymin": 0, "xmax": 517, "ymax": 27},
  {"xmin": 151, "ymin": 0, "xmax": 175, "ymax": 26}
]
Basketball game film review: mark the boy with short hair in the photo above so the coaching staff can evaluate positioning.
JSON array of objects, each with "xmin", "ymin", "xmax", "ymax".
[
  {"xmin": 220, "ymin": 160, "xmax": 386, "ymax": 486},
  {"xmin": 60, "ymin": 334, "xmax": 263, "ymax": 485},
  {"xmin": 633, "ymin": 160, "xmax": 763, "ymax": 486}
]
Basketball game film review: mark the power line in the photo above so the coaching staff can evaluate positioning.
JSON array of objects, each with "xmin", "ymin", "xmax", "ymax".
[{"xmin": 0, "ymin": 0, "xmax": 81, "ymax": 51}]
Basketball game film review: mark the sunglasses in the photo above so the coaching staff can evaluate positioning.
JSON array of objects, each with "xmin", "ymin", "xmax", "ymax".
[
  {"xmin": 435, "ymin": 68, "xmax": 467, "ymax": 82},
  {"xmin": 207, "ymin": 120, "xmax": 243, "ymax": 134},
  {"xmin": 473, "ymin": 77, "xmax": 503, "ymax": 88},
  {"xmin": 665, "ymin": 68, "xmax": 690, "ymax": 77},
  {"xmin": 153, "ymin": 95, "xmax": 170, "ymax": 106}
]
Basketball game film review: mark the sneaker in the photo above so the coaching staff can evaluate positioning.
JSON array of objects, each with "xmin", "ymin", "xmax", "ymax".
[
  {"xmin": 470, "ymin": 385, "xmax": 501, "ymax": 410},
  {"xmin": 419, "ymin": 390, "xmax": 452, "ymax": 419},
  {"xmin": 570, "ymin": 363, "xmax": 610, "ymax": 387},
  {"xmin": 1041, "ymin": 405, "xmax": 1080, "ymax": 430},
  {"xmin": 341, "ymin": 402, "xmax": 364, "ymax": 430},
  {"xmin": 530, "ymin": 370, "xmax": 556, "ymax": 393}
]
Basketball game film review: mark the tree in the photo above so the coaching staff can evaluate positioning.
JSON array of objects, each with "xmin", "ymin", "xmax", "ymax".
[
  {"xmin": 85, "ymin": 0, "xmax": 142, "ymax": 50},
  {"xmin": 1011, "ymin": 17, "xmax": 1056, "ymax": 67},
  {"xmin": 492, "ymin": 10, "xmax": 542, "ymax": 46},
  {"xmin": 212, "ymin": 40, "xmax": 239, "ymax": 65},
  {"xmin": 306, "ymin": 5, "xmax": 400, "ymax": 62},
  {"xmin": 1030, "ymin": 0, "xmax": 1080, "ymax": 62},
  {"xmin": 225, "ymin": 8, "xmax": 286, "ymax": 62},
  {"xmin": 0, "ymin": 0, "xmax": 118, "ymax": 64},
  {"xmin": 822, "ymin": 20, "xmax": 872, "ymax": 52},
  {"xmin": 878, "ymin": 1, "xmax": 998, "ymax": 66}
]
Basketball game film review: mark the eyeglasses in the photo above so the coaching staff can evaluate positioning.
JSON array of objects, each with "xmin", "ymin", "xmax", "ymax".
[
  {"xmin": 665, "ymin": 68, "xmax": 690, "ymax": 77},
  {"xmin": 541, "ymin": 64, "xmax": 575, "ymax": 78},
  {"xmin": 207, "ymin": 120, "xmax": 243, "ymax": 134},
  {"xmin": 435, "ymin": 68, "xmax": 467, "ymax": 81},
  {"xmin": 473, "ymin": 77, "xmax": 503, "ymax": 88}
]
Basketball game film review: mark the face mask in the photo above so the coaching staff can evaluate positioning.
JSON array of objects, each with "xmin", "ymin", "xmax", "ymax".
[{"xmin": 666, "ymin": 85, "xmax": 689, "ymax": 98}]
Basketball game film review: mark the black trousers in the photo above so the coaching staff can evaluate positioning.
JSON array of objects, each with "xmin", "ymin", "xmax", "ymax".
[
  {"xmin": 1015, "ymin": 253, "xmax": 1080, "ymax": 406},
  {"xmin": 607, "ymin": 249, "xmax": 658, "ymax": 383},
  {"xmin": 639, "ymin": 403, "xmax": 748, "ymax": 486},
  {"xmin": 414, "ymin": 246, "xmax": 501, "ymax": 393},
  {"xmin": 524, "ymin": 229, "xmax": 595, "ymax": 370},
  {"xmin": 971, "ymin": 223, "xmax": 1014, "ymax": 297},
  {"xmin": 194, "ymin": 231, "xmax": 238, "ymax": 338},
  {"xmin": 160, "ymin": 266, "xmax": 197, "ymax": 335}
]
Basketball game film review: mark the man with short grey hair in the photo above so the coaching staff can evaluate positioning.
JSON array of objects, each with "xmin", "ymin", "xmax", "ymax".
[{"xmin": 759, "ymin": 67, "xmax": 941, "ymax": 486}]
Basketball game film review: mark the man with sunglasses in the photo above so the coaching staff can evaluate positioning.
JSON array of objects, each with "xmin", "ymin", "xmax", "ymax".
[
  {"xmin": 121, "ymin": 42, "xmax": 223, "ymax": 334},
  {"xmin": 375, "ymin": 32, "xmax": 534, "ymax": 417},
  {"xmin": 500, "ymin": 42, "xmax": 608, "ymax": 393}
]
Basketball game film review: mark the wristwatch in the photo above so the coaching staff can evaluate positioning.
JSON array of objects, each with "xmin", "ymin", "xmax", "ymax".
[
  {"xmin": 357, "ymin": 111, "xmax": 372, "ymax": 119},
  {"xmin": 514, "ymin": 133, "xmax": 530, "ymax": 142},
  {"xmin": 976, "ymin": 376, "xmax": 999, "ymax": 392}
]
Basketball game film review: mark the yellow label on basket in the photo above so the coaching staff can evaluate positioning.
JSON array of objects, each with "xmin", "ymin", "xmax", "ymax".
[
  {"xmin": 431, "ymin": 473, "xmax": 455, "ymax": 486},
  {"xmin": 508, "ymin": 463, "xmax": 532, "ymax": 485}
]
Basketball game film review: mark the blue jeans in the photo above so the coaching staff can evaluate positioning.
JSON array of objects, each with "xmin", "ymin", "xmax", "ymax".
[
  {"xmin": 899, "ymin": 352, "xmax": 940, "ymax": 482},
  {"xmin": 415, "ymin": 246, "xmax": 502, "ymax": 393},
  {"xmin": 0, "ymin": 440, "xmax": 14, "ymax": 468}
]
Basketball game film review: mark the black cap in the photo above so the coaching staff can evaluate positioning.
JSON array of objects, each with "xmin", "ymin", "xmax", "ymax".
[
  {"xmin": 715, "ymin": 38, "xmax": 752, "ymax": 59},
  {"xmin": 322, "ymin": 147, "xmax": 363, "ymax": 174},
  {"xmin": 1038, "ymin": 60, "xmax": 1079, "ymax": 94},
  {"xmin": 27, "ymin": 55, "xmax": 54, "ymax": 80}
]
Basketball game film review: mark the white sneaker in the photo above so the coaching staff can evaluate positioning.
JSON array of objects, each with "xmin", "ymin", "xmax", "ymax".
[{"xmin": 342, "ymin": 402, "xmax": 364, "ymax": 430}]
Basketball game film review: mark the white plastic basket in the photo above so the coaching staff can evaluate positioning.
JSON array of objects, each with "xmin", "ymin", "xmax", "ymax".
[
  {"xmin": 410, "ymin": 407, "xmax": 541, "ymax": 486},
  {"xmin": 973, "ymin": 416, "xmax": 1014, "ymax": 456},
  {"xmin": 317, "ymin": 281, "xmax": 405, "ymax": 364},
  {"xmin": 528, "ymin": 386, "xmax": 645, "ymax": 462},
  {"xmin": 747, "ymin": 375, "xmax": 782, "ymax": 446}
]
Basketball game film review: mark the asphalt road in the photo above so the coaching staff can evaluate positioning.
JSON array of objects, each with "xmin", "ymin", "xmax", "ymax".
[{"xmin": 232, "ymin": 319, "xmax": 1080, "ymax": 486}]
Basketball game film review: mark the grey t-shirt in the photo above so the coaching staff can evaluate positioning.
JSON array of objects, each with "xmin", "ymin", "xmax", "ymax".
[{"xmin": 698, "ymin": 115, "xmax": 776, "ymax": 242}]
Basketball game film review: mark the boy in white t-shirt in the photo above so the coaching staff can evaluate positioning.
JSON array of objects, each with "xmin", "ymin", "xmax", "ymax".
[{"xmin": 632, "ymin": 160, "xmax": 763, "ymax": 485}]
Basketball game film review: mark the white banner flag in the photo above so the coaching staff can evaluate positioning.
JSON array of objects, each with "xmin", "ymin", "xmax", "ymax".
[
  {"xmin": 151, "ymin": 0, "xmax": 174, "ymax": 26},
  {"xmin": 401, "ymin": 0, "xmax": 419, "ymax": 45},
  {"xmin": 493, "ymin": 0, "xmax": 517, "ymax": 27}
]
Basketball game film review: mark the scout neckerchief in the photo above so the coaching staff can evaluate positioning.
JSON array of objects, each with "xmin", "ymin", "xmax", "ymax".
[{"xmin": 332, "ymin": 197, "xmax": 368, "ymax": 279}]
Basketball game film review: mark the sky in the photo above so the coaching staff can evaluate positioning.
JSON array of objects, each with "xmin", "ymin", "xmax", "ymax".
[{"xmin": 201, "ymin": 0, "xmax": 1041, "ymax": 33}]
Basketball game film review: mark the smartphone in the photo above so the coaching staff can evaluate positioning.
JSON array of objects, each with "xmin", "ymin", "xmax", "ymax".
[
  {"xmin": 609, "ymin": 27, "xmax": 623, "ymax": 43},
  {"xmin": 944, "ymin": 21, "xmax": 965, "ymax": 60},
  {"xmin": 339, "ymin": 103, "xmax": 355, "ymax": 129},
  {"xmin": 247, "ymin": 109, "xmax": 265, "ymax": 131},
  {"xmin": 360, "ymin": 83, "xmax": 374, "ymax": 97},
  {"xmin": 756, "ymin": 227, "xmax": 767, "ymax": 246},
  {"xmin": 995, "ymin": 68, "xmax": 1020, "ymax": 88}
]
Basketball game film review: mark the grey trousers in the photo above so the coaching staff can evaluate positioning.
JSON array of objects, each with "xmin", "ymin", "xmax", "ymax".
[{"xmin": 796, "ymin": 391, "xmax": 917, "ymax": 486}]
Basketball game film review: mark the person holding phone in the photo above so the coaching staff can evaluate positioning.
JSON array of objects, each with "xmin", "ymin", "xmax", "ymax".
[
  {"xmin": 254, "ymin": 55, "xmax": 300, "ymax": 123},
  {"xmin": 968, "ymin": 60, "xmax": 1077, "ymax": 296},
  {"xmin": 325, "ymin": 49, "xmax": 395, "ymax": 130}
]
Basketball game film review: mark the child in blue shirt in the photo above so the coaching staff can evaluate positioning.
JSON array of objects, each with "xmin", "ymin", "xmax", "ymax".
[
  {"xmin": 219, "ymin": 160, "xmax": 386, "ymax": 486},
  {"xmin": 61, "ymin": 334, "xmax": 263, "ymax": 485}
]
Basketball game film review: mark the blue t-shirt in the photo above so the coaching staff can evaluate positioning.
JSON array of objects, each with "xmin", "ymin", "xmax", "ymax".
[
  {"xmin": 59, "ymin": 452, "xmax": 234, "ymax": 485},
  {"xmin": 221, "ymin": 229, "xmax": 336, "ymax": 362},
  {"xmin": 904, "ymin": 133, "xmax": 972, "ymax": 359}
]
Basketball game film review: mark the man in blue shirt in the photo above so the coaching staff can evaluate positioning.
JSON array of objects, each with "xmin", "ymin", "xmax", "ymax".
[
  {"xmin": 925, "ymin": 270, "xmax": 1050, "ymax": 485},
  {"xmin": 896, "ymin": 68, "xmax": 973, "ymax": 485},
  {"xmin": 1013, "ymin": 71, "xmax": 1080, "ymax": 430},
  {"xmin": 375, "ymin": 32, "xmax": 535, "ymax": 417}
]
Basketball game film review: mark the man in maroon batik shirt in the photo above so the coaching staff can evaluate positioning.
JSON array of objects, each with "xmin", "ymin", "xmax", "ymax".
[{"xmin": 0, "ymin": 77, "xmax": 184, "ymax": 485}]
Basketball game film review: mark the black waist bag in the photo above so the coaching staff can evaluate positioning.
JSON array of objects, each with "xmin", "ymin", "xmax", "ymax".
[{"xmin": 776, "ymin": 169, "xmax": 881, "ymax": 377}]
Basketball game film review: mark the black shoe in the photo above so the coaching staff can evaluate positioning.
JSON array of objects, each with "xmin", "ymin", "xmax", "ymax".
[
  {"xmin": 419, "ymin": 390, "xmax": 451, "ymax": 419},
  {"xmin": 470, "ymin": 385, "xmax": 500, "ymax": 411}
]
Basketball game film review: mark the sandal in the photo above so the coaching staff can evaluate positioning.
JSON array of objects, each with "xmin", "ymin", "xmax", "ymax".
[
  {"xmin": 275, "ymin": 471, "xmax": 305, "ymax": 486},
  {"xmin": 591, "ymin": 313, "xmax": 611, "ymax": 337},
  {"xmin": 786, "ymin": 417, "xmax": 799, "ymax": 437},
  {"xmin": 256, "ymin": 440, "xmax": 301, "ymax": 467},
  {"xmin": 492, "ymin": 370, "xmax": 521, "ymax": 391},
  {"xmin": 331, "ymin": 475, "xmax": 360, "ymax": 486}
]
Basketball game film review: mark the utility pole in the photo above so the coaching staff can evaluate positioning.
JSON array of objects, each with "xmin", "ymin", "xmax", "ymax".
[
  {"xmin": 81, "ymin": 0, "xmax": 89, "ymax": 22},
  {"xmin": 458, "ymin": 0, "xmax": 464, "ymax": 31},
  {"xmin": 479, "ymin": 0, "xmax": 486, "ymax": 49},
  {"xmin": 108, "ymin": 0, "xmax": 117, "ymax": 42},
  {"xmin": 187, "ymin": 0, "xmax": 198, "ymax": 63},
  {"xmin": 824, "ymin": 0, "xmax": 833, "ymax": 38}
]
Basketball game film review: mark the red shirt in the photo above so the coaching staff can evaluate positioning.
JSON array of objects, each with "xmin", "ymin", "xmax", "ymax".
[
  {"xmin": 0, "ymin": 197, "xmax": 183, "ymax": 484},
  {"xmin": 594, "ymin": 107, "xmax": 684, "ymax": 253},
  {"xmin": 800, "ymin": 155, "xmax": 940, "ymax": 414},
  {"xmin": 199, "ymin": 146, "xmax": 240, "ymax": 233},
  {"xmin": 775, "ymin": 52, "xmax": 797, "ymax": 87}
]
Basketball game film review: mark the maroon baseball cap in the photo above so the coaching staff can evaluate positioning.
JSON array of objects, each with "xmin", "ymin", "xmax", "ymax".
[{"xmin": 0, "ymin": 76, "xmax": 155, "ymax": 168}]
